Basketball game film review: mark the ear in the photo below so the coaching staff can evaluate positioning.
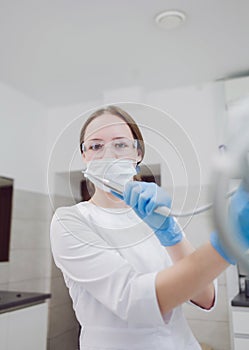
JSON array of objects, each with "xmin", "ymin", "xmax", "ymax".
[{"xmin": 136, "ymin": 149, "xmax": 142, "ymax": 163}]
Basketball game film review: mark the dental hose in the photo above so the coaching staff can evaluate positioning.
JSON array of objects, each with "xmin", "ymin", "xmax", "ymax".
[{"xmin": 170, "ymin": 187, "xmax": 236, "ymax": 218}]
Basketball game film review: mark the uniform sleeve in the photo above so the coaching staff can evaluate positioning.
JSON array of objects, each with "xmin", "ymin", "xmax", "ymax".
[
  {"xmin": 187, "ymin": 279, "xmax": 218, "ymax": 311},
  {"xmin": 50, "ymin": 206, "xmax": 168, "ymax": 327}
]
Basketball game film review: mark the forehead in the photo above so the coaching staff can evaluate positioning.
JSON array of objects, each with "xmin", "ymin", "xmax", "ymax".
[{"xmin": 84, "ymin": 113, "xmax": 133, "ymax": 141}]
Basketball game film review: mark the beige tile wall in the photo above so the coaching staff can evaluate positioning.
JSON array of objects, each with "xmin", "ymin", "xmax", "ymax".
[
  {"xmin": 0, "ymin": 189, "xmax": 80, "ymax": 350},
  {"xmin": 3, "ymin": 189, "xmax": 52, "ymax": 293},
  {"xmin": 48, "ymin": 194, "xmax": 80, "ymax": 350}
]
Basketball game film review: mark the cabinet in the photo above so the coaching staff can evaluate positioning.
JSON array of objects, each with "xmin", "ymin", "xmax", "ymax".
[
  {"xmin": 232, "ymin": 308, "xmax": 249, "ymax": 350},
  {"xmin": 0, "ymin": 302, "xmax": 48, "ymax": 350},
  {"xmin": 0, "ymin": 312, "xmax": 8, "ymax": 349}
]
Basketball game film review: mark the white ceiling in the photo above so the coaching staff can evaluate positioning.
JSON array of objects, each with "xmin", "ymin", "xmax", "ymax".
[{"xmin": 1, "ymin": 0, "xmax": 249, "ymax": 107}]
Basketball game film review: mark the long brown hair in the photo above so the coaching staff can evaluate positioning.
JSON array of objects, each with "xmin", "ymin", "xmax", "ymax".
[{"xmin": 79, "ymin": 105, "xmax": 145, "ymax": 164}]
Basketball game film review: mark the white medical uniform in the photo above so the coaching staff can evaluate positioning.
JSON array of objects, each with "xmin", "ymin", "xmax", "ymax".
[{"xmin": 50, "ymin": 202, "xmax": 215, "ymax": 350}]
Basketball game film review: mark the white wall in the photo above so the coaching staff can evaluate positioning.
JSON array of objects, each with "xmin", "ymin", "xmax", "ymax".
[
  {"xmin": 146, "ymin": 82, "xmax": 226, "ymax": 186},
  {"xmin": 46, "ymin": 99, "xmax": 101, "ymax": 200},
  {"xmin": 0, "ymin": 82, "xmax": 48, "ymax": 193}
]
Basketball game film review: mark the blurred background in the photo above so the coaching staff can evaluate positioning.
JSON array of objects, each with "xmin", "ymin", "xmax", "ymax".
[{"xmin": 1, "ymin": 1, "xmax": 249, "ymax": 349}]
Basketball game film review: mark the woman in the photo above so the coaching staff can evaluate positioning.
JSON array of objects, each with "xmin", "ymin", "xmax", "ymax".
[{"xmin": 50, "ymin": 105, "xmax": 249, "ymax": 349}]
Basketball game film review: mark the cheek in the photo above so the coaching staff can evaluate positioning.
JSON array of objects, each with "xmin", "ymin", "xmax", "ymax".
[
  {"xmin": 82, "ymin": 153, "xmax": 89, "ymax": 164},
  {"xmin": 82, "ymin": 152, "xmax": 106, "ymax": 162}
]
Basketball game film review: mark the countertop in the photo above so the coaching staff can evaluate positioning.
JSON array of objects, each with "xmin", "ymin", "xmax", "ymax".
[
  {"xmin": 231, "ymin": 291, "xmax": 249, "ymax": 307},
  {"xmin": 0, "ymin": 290, "xmax": 51, "ymax": 313}
]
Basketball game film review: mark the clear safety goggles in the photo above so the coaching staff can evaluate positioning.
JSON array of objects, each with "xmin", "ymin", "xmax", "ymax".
[{"xmin": 81, "ymin": 138, "xmax": 138, "ymax": 157}]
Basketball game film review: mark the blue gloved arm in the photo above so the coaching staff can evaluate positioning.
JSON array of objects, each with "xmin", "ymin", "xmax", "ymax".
[
  {"xmin": 230, "ymin": 183, "xmax": 249, "ymax": 246},
  {"xmin": 210, "ymin": 232, "xmax": 236, "ymax": 265},
  {"xmin": 112, "ymin": 181, "xmax": 183, "ymax": 246},
  {"xmin": 210, "ymin": 184, "xmax": 249, "ymax": 265}
]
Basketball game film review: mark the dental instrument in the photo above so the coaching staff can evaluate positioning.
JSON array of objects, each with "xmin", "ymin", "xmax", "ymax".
[
  {"xmin": 82, "ymin": 170, "xmax": 173, "ymax": 217},
  {"xmin": 82, "ymin": 170, "xmax": 236, "ymax": 218}
]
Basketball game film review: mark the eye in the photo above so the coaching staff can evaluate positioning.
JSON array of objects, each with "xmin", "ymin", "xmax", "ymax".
[
  {"xmin": 114, "ymin": 141, "xmax": 129, "ymax": 149},
  {"xmin": 89, "ymin": 142, "xmax": 104, "ymax": 151}
]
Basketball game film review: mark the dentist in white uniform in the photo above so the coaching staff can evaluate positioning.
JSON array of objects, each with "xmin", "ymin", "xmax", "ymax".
[{"xmin": 50, "ymin": 105, "xmax": 249, "ymax": 350}]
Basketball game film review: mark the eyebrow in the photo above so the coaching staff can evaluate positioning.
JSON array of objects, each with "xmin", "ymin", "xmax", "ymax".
[
  {"xmin": 86, "ymin": 138, "xmax": 104, "ymax": 142},
  {"xmin": 86, "ymin": 136, "xmax": 131, "ymax": 142}
]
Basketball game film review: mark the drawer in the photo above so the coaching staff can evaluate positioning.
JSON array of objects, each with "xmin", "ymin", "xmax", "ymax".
[
  {"xmin": 234, "ymin": 337, "xmax": 249, "ymax": 350},
  {"xmin": 232, "ymin": 311, "xmax": 249, "ymax": 334}
]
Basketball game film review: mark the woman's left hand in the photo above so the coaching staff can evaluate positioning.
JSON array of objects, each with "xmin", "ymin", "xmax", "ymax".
[
  {"xmin": 230, "ymin": 184, "xmax": 249, "ymax": 246},
  {"xmin": 210, "ymin": 183, "xmax": 249, "ymax": 265}
]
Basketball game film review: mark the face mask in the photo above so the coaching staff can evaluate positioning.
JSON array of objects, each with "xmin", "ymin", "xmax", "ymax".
[{"xmin": 83, "ymin": 158, "xmax": 137, "ymax": 193}]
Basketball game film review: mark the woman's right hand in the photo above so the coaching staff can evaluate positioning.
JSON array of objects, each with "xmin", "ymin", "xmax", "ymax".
[{"xmin": 121, "ymin": 181, "xmax": 183, "ymax": 246}]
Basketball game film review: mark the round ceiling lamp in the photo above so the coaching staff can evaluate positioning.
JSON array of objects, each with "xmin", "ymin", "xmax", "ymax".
[{"xmin": 155, "ymin": 10, "xmax": 186, "ymax": 30}]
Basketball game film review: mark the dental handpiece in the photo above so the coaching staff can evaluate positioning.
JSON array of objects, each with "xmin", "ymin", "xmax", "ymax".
[
  {"xmin": 82, "ymin": 171, "xmax": 233, "ymax": 218},
  {"xmin": 83, "ymin": 171, "xmax": 172, "ymax": 216}
]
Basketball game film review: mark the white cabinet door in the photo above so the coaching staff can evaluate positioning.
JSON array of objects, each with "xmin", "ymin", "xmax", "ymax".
[
  {"xmin": 234, "ymin": 337, "xmax": 249, "ymax": 350},
  {"xmin": 233, "ymin": 311, "xmax": 249, "ymax": 334},
  {"xmin": 8, "ymin": 303, "xmax": 48, "ymax": 350},
  {"xmin": 0, "ymin": 312, "xmax": 8, "ymax": 349}
]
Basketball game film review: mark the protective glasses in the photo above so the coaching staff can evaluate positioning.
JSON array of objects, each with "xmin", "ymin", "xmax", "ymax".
[{"xmin": 81, "ymin": 138, "xmax": 138, "ymax": 156}]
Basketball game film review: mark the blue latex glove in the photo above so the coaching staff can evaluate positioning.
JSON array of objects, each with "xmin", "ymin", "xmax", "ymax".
[
  {"xmin": 210, "ymin": 232, "xmax": 236, "ymax": 265},
  {"xmin": 112, "ymin": 181, "xmax": 183, "ymax": 246},
  {"xmin": 210, "ymin": 184, "xmax": 249, "ymax": 265},
  {"xmin": 230, "ymin": 184, "xmax": 249, "ymax": 247}
]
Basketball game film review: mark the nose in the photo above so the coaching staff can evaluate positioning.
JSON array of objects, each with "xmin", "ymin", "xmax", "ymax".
[{"xmin": 102, "ymin": 143, "xmax": 118, "ymax": 158}]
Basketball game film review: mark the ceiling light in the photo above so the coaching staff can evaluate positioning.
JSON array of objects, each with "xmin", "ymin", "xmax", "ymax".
[{"xmin": 155, "ymin": 10, "xmax": 186, "ymax": 30}]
